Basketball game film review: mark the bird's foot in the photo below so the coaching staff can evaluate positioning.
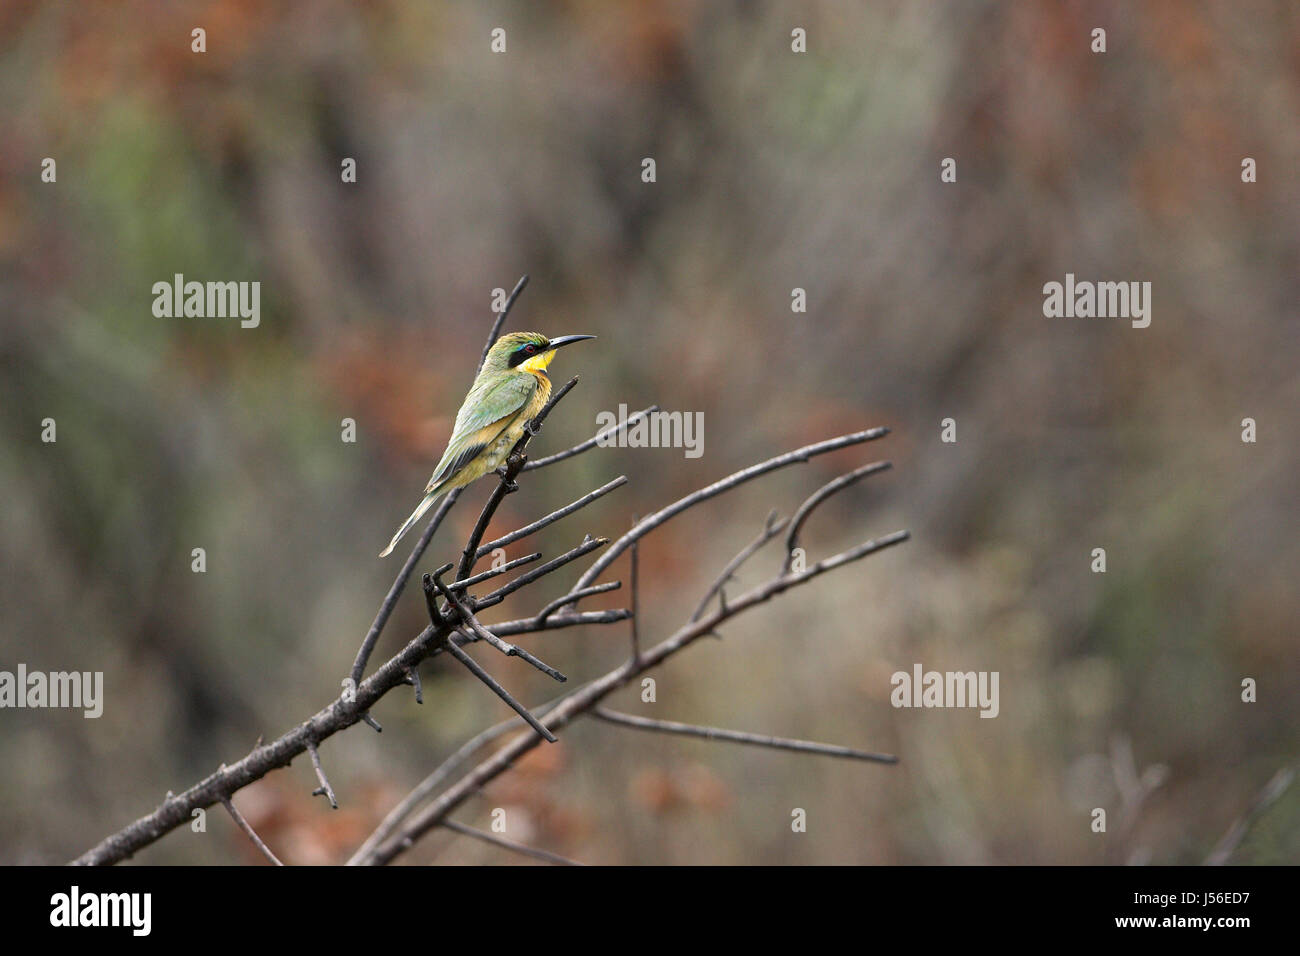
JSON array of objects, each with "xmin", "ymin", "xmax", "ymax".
[{"xmin": 495, "ymin": 466, "xmax": 520, "ymax": 493}]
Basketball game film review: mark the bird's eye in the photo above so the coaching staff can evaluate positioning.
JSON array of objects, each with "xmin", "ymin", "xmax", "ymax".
[{"xmin": 523, "ymin": 344, "xmax": 537, "ymax": 354}]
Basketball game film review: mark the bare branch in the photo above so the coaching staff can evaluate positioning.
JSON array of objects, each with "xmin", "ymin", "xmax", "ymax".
[
  {"xmin": 453, "ymin": 552, "xmax": 542, "ymax": 591},
  {"xmin": 349, "ymin": 490, "xmax": 460, "ymax": 690},
  {"xmin": 416, "ymin": 569, "xmax": 559, "ymax": 740},
  {"xmin": 404, "ymin": 668, "xmax": 423, "ymax": 705},
  {"xmin": 589, "ymin": 708, "xmax": 897, "ymax": 764},
  {"xmin": 220, "ymin": 795, "xmax": 284, "ymax": 866},
  {"xmin": 306, "ymin": 741, "xmax": 338, "ymax": 809},
  {"xmin": 441, "ymin": 639, "xmax": 557, "ymax": 744},
  {"xmin": 472, "ymin": 535, "xmax": 608, "ymax": 611},
  {"xmin": 493, "ymin": 609, "xmax": 633, "ymax": 633},
  {"xmin": 431, "ymin": 574, "xmax": 567, "ymax": 683},
  {"xmin": 523, "ymin": 405, "xmax": 659, "ymax": 471},
  {"xmin": 440, "ymin": 819, "xmax": 584, "ymax": 866},
  {"xmin": 691, "ymin": 510, "xmax": 787, "ymax": 623},
  {"xmin": 782, "ymin": 460, "xmax": 891, "ymax": 574},
  {"xmin": 72, "ymin": 595, "xmax": 629, "ymax": 864},
  {"xmin": 1205, "ymin": 766, "xmax": 1295, "ymax": 865},
  {"xmin": 476, "ymin": 475, "xmax": 627, "ymax": 559},
  {"xmin": 357, "ymin": 525, "xmax": 909, "ymax": 865},
  {"xmin": 429, "ymin": 610, "xmax": 632, "ymax": 661},
  {"xmin": 563, "ymin": 426, "xmax": 892, "ymax": 608},
  {"xmin": 535, "ymin": 581, "xmax": 622, "ymax": 625},
  {"xmin": 73, "ymin": 644, "xmax": 427, "ymax": 862},
  {"xmin": 479, "ymin": 275, "xmax": 530, "ymax": 373},
  {"xmin": 629, "ymin": 517, "xmax": 641, "ymax": 664},
  {"xmin": 346, "ymin": 698, "xmax": 569, "ymax": 865},
  {"xmin": 76, "ymin": 422, "xmax": 903, "ymax": 869}
]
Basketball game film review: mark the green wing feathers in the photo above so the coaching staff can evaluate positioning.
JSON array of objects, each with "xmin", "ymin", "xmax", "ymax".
[
  {"xmin": 425, "ymin": 372, "xmax": 537, "ymax": 490},
  {"xmin": 379, "ymin": 373, "xmax": 537, "ymax": 558}
]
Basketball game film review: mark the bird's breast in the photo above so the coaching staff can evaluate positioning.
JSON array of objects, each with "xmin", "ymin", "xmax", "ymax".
[
  {"xmin": 523, "ymin": 371, "xmax": 552, "ymax": 418},
  {"xmin": 489, "ymin": 372, "xmax": 549, "ymax": 469}
]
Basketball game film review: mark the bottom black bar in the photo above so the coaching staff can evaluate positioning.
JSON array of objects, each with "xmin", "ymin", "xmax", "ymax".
[{"xmin": 7, "ymin": 864, "xmax": 1289, "ymax": 941}]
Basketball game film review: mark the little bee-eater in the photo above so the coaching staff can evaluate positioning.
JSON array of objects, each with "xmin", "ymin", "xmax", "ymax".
[{"xmin": 379, "ymin": 331, "xmax": 596, "ymax": 557}]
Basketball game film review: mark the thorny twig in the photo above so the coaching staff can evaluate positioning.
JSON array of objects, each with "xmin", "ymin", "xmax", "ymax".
[
  {"xmin": 440, "ymin": 639, "xmax": 558, "ymax": 744},
  {"xmin": 220, "ymin": 795, "xmax": 283, "ymax": 866},
  {"xmin": 472, "ymin": 535, "xmax": 609, "ymax": 612},
  {"xmin": 590, "ymin": 708, "xmax": 898, "ymax": 764},
  {"xmin": 480, "ymin": 275, "xmax": 530, "ymax": 373},
  {"xmin": 781, "ymin": 460, "xmax": 891, "ymax": 575},
  {"xmin": 440, "ymin": 819, "xmax": 583, "ymax": 866},
  {"xmin": 629, "ymin": 516, "xmax": 641, "ymax": 664},
  {"xmin": 73, "ymin": 611, "xmax": 626, "ymax": 864},
  {"xmin": 523, "ymin": 405, "xmax": 659, "ymax": 471},
  {"xmin": 556, "ymin": 426, "xmax": 892, "ymax": 614},
  {"xmin": 476, "ymin": 476, "xmax": 627, "ymax": 559},
  {"xmin": 348, "ymin": 490, "xmax": 460, "ymax": 708},
  {"xmin": 691, "ymin": 509, "xmax": 787, "ymax": 623},
  {"xmin": 1205, "ymin": 767, "xmax": 1295, "ymax": 865},
  {"xmin": 432, "ymin": 573, "xmax": 567, "ymax": 683},
  {"xmin": 536, "ymin": 581, "xmax": 621, "ymax": 625},
  {"xmin": 453, "ymin": 552, "xmax": 542, "ymax": 591},
  {"xmin": 346, "ymin": 697, "xmax": 570, "ymax": 865},
  {"xmin": 306, "ymin": 741, "xmax": 337, "ymax": 810}
]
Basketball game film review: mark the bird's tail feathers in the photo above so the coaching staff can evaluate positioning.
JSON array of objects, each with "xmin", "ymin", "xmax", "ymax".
[{"xmin": 379, "ymin": 490, "xmax": 441, "ymax": 557}]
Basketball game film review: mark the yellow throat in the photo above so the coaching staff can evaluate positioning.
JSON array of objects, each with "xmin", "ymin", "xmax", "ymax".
[{"xmin": 519, "ymin": 349, "xmax": 557, "ymax": 374}]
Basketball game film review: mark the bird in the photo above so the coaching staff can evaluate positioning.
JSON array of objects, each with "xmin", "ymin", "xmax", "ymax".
[{"xmin": 379, "ymin": 331, "xmax": 596, "ymax": 557}]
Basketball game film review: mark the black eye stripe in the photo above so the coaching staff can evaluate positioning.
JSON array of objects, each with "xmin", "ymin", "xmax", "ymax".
[{"xmin": 507, "ymin": 340, "xmax": 548, "ymax": 368}]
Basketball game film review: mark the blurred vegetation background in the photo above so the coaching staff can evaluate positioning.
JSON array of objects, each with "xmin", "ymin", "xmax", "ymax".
[{"xmin": 2, "ymin": 0, "xmax": 1297, "ymax": 865}]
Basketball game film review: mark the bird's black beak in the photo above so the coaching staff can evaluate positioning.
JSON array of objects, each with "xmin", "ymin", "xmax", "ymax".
[{"xmin": 548, "ymin": 334, "xmax": 597, "ymax": 350}]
